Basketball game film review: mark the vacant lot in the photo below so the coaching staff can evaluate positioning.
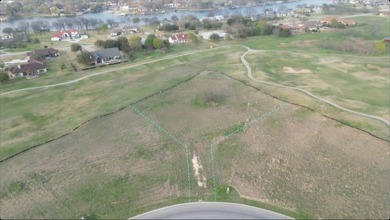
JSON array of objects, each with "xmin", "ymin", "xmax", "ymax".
[
  {"xmin": 1, "ymin": 72, "xmax": 388, "ymax": 219},
  {"xmin": 0, "ymin": 46, "xmax": 238, "ymax": 161}
]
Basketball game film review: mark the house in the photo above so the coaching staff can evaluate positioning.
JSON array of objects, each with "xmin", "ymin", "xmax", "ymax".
[
  {"xmin": 384, "ymin": 37, "xmax": 390, "ymax": 43},
  {"xmin": 214, "ymin": 15, "xmax": 224, "ymax": 21},
  {"xmin": 279, "ymin": 24, "xmax": 293, "ymax": 30},
  {"xmin": 0, "ymin": 32, "xmax": 28, "ymax": 43},
  {"xmin": 136, "ymin": 5, "xmax": 148, "ymax": 14},
  {"xmin": 303, "ymin": 20, "xmax": 323, "ymax": 32},
  {"xmin": 122, "ymin": 26, "xmax": 140, "ymax": 34},
  {"xmin": 320, "ymin": 16, "xmax": 356, "ymax": 26},
  {"xmin": 110, "ymin": 30, "xmax": 122, "ymax": 37},
  {"xmin": 276, "ymin": 9, "xmax": 293, "ymax": 18},
  {"xmin": 169, "ymin": 33, "xmax": 188, "ymax": 44},
  {"xmin": 202, "ymin": 31, "xmax": 226, "ymax": 40},
  {"xmin": 27, "ymin": 48, "xmax": 60, "ymax": 60},
  {"xmin": 90, "ymin": 47, "xmax": 121, "ymax": 65},
  {"xmin": 8, "ymin": 60, "xmax": 47, "ymax": 79},
  {"xmin": 378, "ymin": 11, "xmax": 390, "ymax": 17},
  {"xmin": 51, "ymin": 29, "xmax": 79, "ymax": 41}
]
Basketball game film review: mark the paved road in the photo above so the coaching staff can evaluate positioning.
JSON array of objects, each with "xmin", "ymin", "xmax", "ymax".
[
  {"xmin": 130, "ymin": 202, "xmax": 293, "ymax": 219},
  {"xmin": 239, "ymin": 46, "xmax": 390, "ymax": 126}
]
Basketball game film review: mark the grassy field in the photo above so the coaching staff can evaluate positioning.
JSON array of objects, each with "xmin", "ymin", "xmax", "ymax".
[
  {"xmin": 246, "ymin": 51, "xmax": 389, "ymax": 119},
  {"xmin": 1, "ymin": 71, "xmax": 388, "ymax": 219},
  {"xmin": 0, "ymin": 46, "xmax": 238, "ymax": 161},
  {"xmin": 1, "ymin": 15, "xmax": 389, "ymax": 219}
]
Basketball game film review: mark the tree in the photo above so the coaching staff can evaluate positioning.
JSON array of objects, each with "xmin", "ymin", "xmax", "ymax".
[
  {"xmin": 77, "ymin": 51, "xmax": 91, "ymax": 66},
  {"xmin": 106, "ymin": 18, "xmax": 115, "ymax": 29},
  {"xmin": 98, "ymin": 23, "xmax": 108, "ymax": 33},
  {"xmin": 330, "ymin": 19, "xmax": 345, "ymax": 28},
  {"xmin": 128, "ymin": 35, "xmax": 142, "ymax": 50},
  {"xmin": 373, "ymin": 41, "xmax": 386, "ymax": 55},
  {"xmin": 279, "ymin": 29, "xmax": 292, "ymax": 37},
  {"xmin": 153, "ymin": 38, "xmax": 164, "ymax": 49},
  {"xmin": 64, "ymin": 4, "xmax": 76, "ymax": 15},
  {"xmin": 209, "ymin": 33, "xmax": 221, "ymax": 42},
  {"xmin": 145, "ymin": 34, "xmax": 156, "ymax": 49},
  {"xmin": 117, "ymin": 36, "xmax": 130, "ymax": 51},
  {"xmin": 71, "ymin": 43, "xmax": 82, "ymax": 52},
  {"xmin": 0, "ymin": 70, "xmax": 9, "ymax": 83},
  {"xmin": 31, "ymin": 20, "xmax": 44, "ymax": 34},
  {"xmin": 171, "ymin": 15, "xmax": 179, "ymax": 24},
  {"xmin": 95, "ymin": 40, "xmax": 105, "ymax": 48},
  {"xmin": 60, "ymin": 63, "xmax": 66, "ymax": 72},
  {"xmin": 103, "ymin": 39, "xmax": 118, "ymax": 48},
  {"xmin": 132, "ymin": 17, "xmax": 141, "ymax": 25},
  {"xmin": 188, "ymin": 32, "xmax": 199, "ymax": 44},
  {"xmin": 38, "ymin": 5, "xmax": 50, "ymax": 14},
  {"xmin": 17, "ymin": 22, "xmax": 30, "ymax": 35},
  {"xmin": 2, "ymin": 27, "xmax": 13, "ymax": 35}
]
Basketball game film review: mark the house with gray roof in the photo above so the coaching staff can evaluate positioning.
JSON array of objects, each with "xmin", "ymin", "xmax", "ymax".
[{"xmin": 90, "ymin": 47, "xmax": 121, "ymax": 65}]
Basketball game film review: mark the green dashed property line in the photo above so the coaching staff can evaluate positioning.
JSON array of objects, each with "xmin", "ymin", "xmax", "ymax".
[
  {"xmin": 209, "ymin": 103, "xmax": 288, "ymax": 201},
  {"xmin": 129, "ymin": 105, "xmax": 192, "ymax": 202}
]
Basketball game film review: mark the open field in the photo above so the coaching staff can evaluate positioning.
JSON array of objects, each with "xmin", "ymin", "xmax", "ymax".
[
  {"xmin": 1, "ymin": 14, "xmax": 389, "ymax": 219},
  {"xmin": 1, "ymin": 71, "xmax": 388, "ymax": 219},
  {"xmin": 0, "ymin": 46, "xmax": 240, "ymax": 161},
  {"xmin": 247, "ymin": 51, "xmax": 390, "ymax": 120}
]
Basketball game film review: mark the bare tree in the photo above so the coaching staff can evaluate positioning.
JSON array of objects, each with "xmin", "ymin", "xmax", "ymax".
[
  {"xmin": 31, "ymin": 20, "xmax": 44, "ymax": 34},
  {"xmin": 17, "ymin": 22, "xmax": 30, "ymax": 35},
  {"xmin": 79, "ymin": 17, "xmax": 90, "ymax": 30},
  {"xmin": 74, "ymin": 18, "xmax": 84, "ymax": 29},
  {"xmin": 171, "ymin": 15, "xmax": 179, "ymax": 24},
  {"xmin": 89, "ymin": 18, "xmax": 99, "ymax": 29},
  {"xmin": 2, "ymin": 27, "xmax": 13, "ymax": 35},
  {"xmin": 53, "ymin": 18, "xmax": 66, "ymax": 30},
  {"xmin": 106, "ymin": 18, "xmax": 115, "ymax": 29},
  {"xmin": 64, "ymin": 18, "xmax": 75, "ymax": 29}
]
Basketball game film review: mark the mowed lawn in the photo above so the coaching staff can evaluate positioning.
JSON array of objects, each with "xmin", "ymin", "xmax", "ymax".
[{"xmin": 1, "ymin": 71, "xmax": 388, "ymax": 219}]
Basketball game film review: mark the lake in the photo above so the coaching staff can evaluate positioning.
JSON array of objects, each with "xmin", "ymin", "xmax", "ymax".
[{"xmin": 0, "ymin": 0, "xmax": 332, "ymax": 30}]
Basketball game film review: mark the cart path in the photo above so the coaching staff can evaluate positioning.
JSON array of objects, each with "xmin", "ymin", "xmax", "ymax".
[
  {"xmin": 239, "ymin": 46, "xmax": 390, "ymax": 126},
  {"xmin": 1, "ymin": 44, "xmax": 389, "ymax": 126}
]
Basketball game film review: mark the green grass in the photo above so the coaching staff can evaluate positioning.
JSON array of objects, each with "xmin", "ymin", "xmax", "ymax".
[
  {"xmin": 3, "ymin": 43, "xmax": 43, "ymax": 52},
  {"xmin": 214, "ymin": 185, "xmax": 311, "ymax": 219},
  {"xmin": 0, "ymin": 47, "xmax": 238, "ymax": 161}
]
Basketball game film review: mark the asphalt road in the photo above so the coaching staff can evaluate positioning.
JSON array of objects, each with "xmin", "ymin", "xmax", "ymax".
[{"xmin": 130, "ymin": 202, "xmax": 293, "ymax": 219}]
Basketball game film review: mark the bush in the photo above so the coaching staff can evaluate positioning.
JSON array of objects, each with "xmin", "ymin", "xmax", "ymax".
[
  {"xmin": 70, "ymin": 43, "xmax": 82, "ymax": 52},
  {"xmin": 279, "ymin": 29, "xmax": 292, "ymax": 37},
  {"xmin": 32, "ymin": 38, "xmax": 40, "ymax": 44},
  {"xmin": 0, "ymin": 70, "xmax": 9, "ymax": 83},
  {"xmin": 209, "ymin": 33, "xmax": 221, "ymax": 42}
]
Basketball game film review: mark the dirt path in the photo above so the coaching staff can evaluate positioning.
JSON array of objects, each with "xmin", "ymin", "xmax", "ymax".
[{"xmin": 239, "ymin": 46, "xmax": 390, "ymax": 126}]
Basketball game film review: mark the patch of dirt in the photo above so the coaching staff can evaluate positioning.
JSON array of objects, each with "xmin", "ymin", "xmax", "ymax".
[
  {"xmin": 283, "ymin": 66, "xmax": 312, "ymax": 74},
  {"xmin": 192, "ymin": 153, "xmax": 207, "ymax": 188}
]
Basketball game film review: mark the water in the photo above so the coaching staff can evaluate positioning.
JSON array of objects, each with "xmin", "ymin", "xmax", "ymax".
[{"xmin": 0, "ymin": 0, "xmax": 332, "ymax": 30}]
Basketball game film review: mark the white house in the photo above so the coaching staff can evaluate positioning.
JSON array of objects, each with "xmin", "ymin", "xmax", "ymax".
[
  {"xmin": 202, "ymin": 31, "xmax": 226, "ymax": 40},
  {"xmin": 51, "ymin": 29, "xmax": 79, "ymax": 41},
  {"xmin": 169, "ymin": 33, "xmax": 188, "ymax": 44}
]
